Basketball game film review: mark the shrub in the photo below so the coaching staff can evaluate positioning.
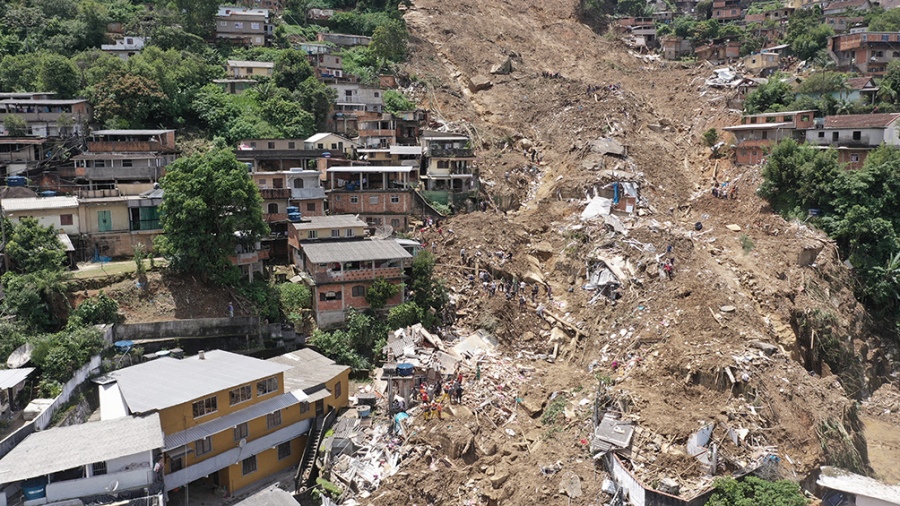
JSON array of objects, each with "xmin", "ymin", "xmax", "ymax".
[{"xmin": 69, "ymin": 292, "xmax": 119, "ymax": 326}]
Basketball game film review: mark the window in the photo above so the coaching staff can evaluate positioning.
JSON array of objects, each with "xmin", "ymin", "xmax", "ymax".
[
  {"xmin": 390, "ymin": 195, "xmax": 400, "ymax": 204},
  {"xmin": 267, "ymin": 409, "xmax": 282, "ymax": 429},
  {"xmin": 171, "ymin": 456, "xmax": 184, "ymax": 472},
  {"xmin": 300, "ymin": 402, "xmax": 310, "ymax": 414},
  {"xmin": 60, "ymin": 214, "xmax": 73, "ymax": 226},
  {"xmin": 883, "ymin": 35, "xmax": 890, "ymax": 41},
  {"xmin": 350, "ymin": 196, "xmax": 359, "ymax": 204},
  {"xmin": 437, "ymin": 160, "xmax": 450, "ymax": 169},
  {"xmin": 369, "ymin": 196, "xmax": 378, "ymax": 204},
  {"xmin": 331, "ymin": 143, "xmax": 338, "ymax": 150},
  {"xmin": 833, "ymin": 132, "xmax": 839, "ymax": 141},
  {"xmin": 195, "ymin": 436, "xmax": 213, "ymax": 457},
  {"xmin": 331, "ymin": 229, "xmax": 340, "ymax": 238},
  {"xmin": 91, "ymin": 462, "xmax": 107, "ymax": 476},
  {"xmin": 307, "ymin": 203, "xmax": 316, "ymax": 212},
  {"xmin": 230, "ymin": 385, "xmax": 252, "ymax": 405},
  {"xmin": 345, "ymin": 228, "xmax": 354, "ymax": 237},
  {"xmin": 250, "ymin": 142, "xmax": 257, "ymax": 148},
  {"xmin": 259, "ymin": 179, "xmax": 267, "ymax": 186},
  {"xmin": 319, "ymin": 291, "xmax": 341, "ymax": 301},
  {"xmin": 278, "ymin": 441, "xmax": 292, "ymax": 460},
  {"xmin": 850, "ymin": 154, "xmax": 860, "ymax": 162},
  {"xmin": 308, "ymin": 230, "xmax": 318, "ymax": 239},
  {"xmin": 317, "ymin": 143, "xmax": 324, "ymax": 149},
  {"xmin": 819, "ymin": 132, "xmax": 825, "ymax": 138},
  {"xmin": 268, "ymin": 142, "xmax": 275, "ymax": 149},
  {"xmin": 345, "ymin": 90, "xmax": 353, "ymax": 98},
  {"xmin": 234, "ymin": 21, "xmax": 244, "ymax": 28},
  {"xmin": 852, "ymin": 131, "xmax": 861, "ymax": 140},
  {"xmin": 257, "ymin": 377, "xmax": 278, "ymax": 396},
  {"xmin": 268, "ymin": 203, "xmax": 279, "ymax": 214},
  {"xmin": 192, "ymin": 395, "xmax": 218, "ymax": 418},
  {"xmin": 352, "ymin": 285, "xmax": 365, "ymax": 297},
  {"xmin": 288, "ymin": 141, "xmax": 296, "ymax": 149},
  {"xmin": 391, "ymin": 219, "xmax": 400, "ymax": 228},
  {"xmin": 335, "ymin": 380, "xmax": 342, "ymax": 398},
  {"xmin": 242, "ymin": 455, "xmax": 257, "ymax": 475},
  {"xmin": 94, "ymin": 160, "xmax": 105, "ymax": 168},
  {"xmin": 374, "ymin": 92, "xmax": 380, "ymax": 98},
  {"xmin": 219, "ymin": 21, "xmax": 227, "ymax": 27},
  {"xmin": 251, "ymin": 22, "xmax": 260, "ymax": 30},
  {"xmin": 122, "ymin": 159, "xmax": 133, "ymax": 168},
  {"xmin": 274, "ymin": 178, "xmax": 283, "ymax": 188},
  {"xmin": 234, "ymin": 422, "xmax": 249, "ymax": 441},
  {"xmin": 761, "ymin": 131, "xmax": 768, "ymax": 140}
]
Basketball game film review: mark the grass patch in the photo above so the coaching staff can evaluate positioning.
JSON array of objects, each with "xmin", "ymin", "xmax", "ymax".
[{"xmin": 541, "ymin": 394, "xmax": 567, "ymax": 426}]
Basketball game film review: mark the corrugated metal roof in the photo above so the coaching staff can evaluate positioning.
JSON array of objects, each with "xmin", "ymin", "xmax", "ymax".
[
  {"xmin": 58, "ymin": 233, "xmax": 74, "ymax": 252},
  {"xmin": 109, "ymin": 350, "xmax": 292, "ymax": 414},
  {"xmin": 164, "ymin": 391, "xmax": 306, "ymax": 449},
  {"xmin": 291, "ymin": 215, "xmax": 367, "ymax": 231},
  {"xmin": 818, "ymin": 466, "xmax": 900, "ymax": 504},
  {"xmin": 390, "ymin": 145, "xmax": 423, "ymax": 155},
  {"xmin": 302, "ymin": 239, "xmax": 412, "ymax": 264},
  {"xmin": 327, "ymin": 165, "xmax": 415, "ymax": 173},
  {"xmin": 92, "ymin": 129, "xmax": 174, "ymax": 136},
  {"xmin": 304, "ymin": 388, "xmax": 331, "ymax": 403},
  {"xmin": 269, "ymin": 348, "xmax": 349, "ymax": 393},
  {"xmin": 0, "ymin": 414, "xmax": 163, "ymax": 483},
  {"xmin": 0, "ymin": 368, "xmax": 34, "ymax": 389},
  {"xmin": 227, "ymin": 60, "xmax": 274, "ymax": 68},
  {"xmin": 0, "ymin": 196, "xmax": 78, "ymax": 211},
  {"xmin": 0, "ymin": 99, "xmax": 87, "ymax": 105},
  {"xmin": 824, "ymin": 113, "xmax": 900, "ymax": 129},
  {"xmin": 234, "ymin": 487, "xmax": 300, "ymax": 506}
]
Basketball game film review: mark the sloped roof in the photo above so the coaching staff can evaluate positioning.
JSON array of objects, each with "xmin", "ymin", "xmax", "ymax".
[
  {"xmin": 818, "ymin": 466, "xmax": 900, "ymax": 504},
  {"xmin": 226, "ymin": 60, "xmax": 274, "ymax": 68},
  {"xmin": 292, "ymin": 215, "xmax": 367, "ymax": 231},
  {"xmin": 846, "ymin": 77, "xmax": 876, "ymax": 90},
  {"xmin": 0, "ymin": 196, "xmax": 78, "ymax": 211},
  {"xmin": 107, "ymin": 350, "xmax": 291, "ymax": 414},
  {"xmin": 0, "ymin": 368, "xmax": 34, "ymax": 389},
  {"xmin": 0, "ymin": 414, "xmax": 163, "ymax": 483},
  {"xmin": 234, "ymin": 486, "xmax": 300, "ymax": 506},
  {"xmin": 302, "ymin": 239, "xmax": 411, "ymax": 264},
  {"xmin": 823, "ymin": 113, "xmax": 900, "ymax": 129},
  {"xmin": 269, "ymin": 348, "xmax": 350, "ymax": 393}
]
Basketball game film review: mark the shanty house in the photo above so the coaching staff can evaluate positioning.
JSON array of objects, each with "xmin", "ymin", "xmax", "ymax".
[
  {"xmin": 71, "ymin": 129, "xmax": 177, "ymax": 185},
  {"xmin": 0, "ymin": 196, "xmax": 80, "ymax": 235},
  {"xmin": 0, "ymin": 414, "xmax": 165, "ymax": 506},
  {"xmin": 215, "ymin": 6, "xmax": 272, "ymax": 46},
  {"xmin": 817, "ymin": 466, "xmax": 900, "ymax": 506},
  {"xmin": 0, "ymin": 98, "xmax": 90, "ymax": 137},
  {"xmin": 805, "ymin": 113, "xmax": 900, "ymax": 169},
  {"xmin": 723, "ymin": 110, "xmax": 815, "ymax": 165}
]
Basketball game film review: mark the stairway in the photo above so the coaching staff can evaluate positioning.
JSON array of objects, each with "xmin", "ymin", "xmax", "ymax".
[
  {"xmin": 413, "ymin": 189, "xmax": 448, "ymax": 218},
  {"xmin": 295, "ymin": 409, "xmax": 337, "ymax": 493}
]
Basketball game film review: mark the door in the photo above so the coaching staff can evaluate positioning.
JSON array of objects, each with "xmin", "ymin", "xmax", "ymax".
[
  {"xmin": 315, "ymin": 399, "xmax": 324, "ymax": 417},
  {"xmin": 97, "ymin": 210, "xmax": 112, "ymax": 232}
]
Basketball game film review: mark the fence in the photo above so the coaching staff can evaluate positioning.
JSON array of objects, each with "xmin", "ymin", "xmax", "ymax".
[{"xmin": 0, "ymin": 354, "xmax": 102, "ymax": 460}]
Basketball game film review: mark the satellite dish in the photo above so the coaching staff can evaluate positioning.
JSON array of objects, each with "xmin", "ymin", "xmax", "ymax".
[
  {"xmin": 7, "ymin": 343, "xmax": 34, "ymax": 369},
  {"xmin": 239, "ymin": 438, "xmax": 247, "ymax": 448},
  {"xmin": 107, "ymin": 480, "xmax": 119, "ymax": 493}
]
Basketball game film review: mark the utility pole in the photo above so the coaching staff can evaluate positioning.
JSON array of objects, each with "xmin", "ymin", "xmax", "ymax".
[{"xmin": 0, "ymin": 199, "xmax": 8, "ymax": 273}]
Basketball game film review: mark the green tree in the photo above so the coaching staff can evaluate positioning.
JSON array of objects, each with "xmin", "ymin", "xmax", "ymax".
[
  {"xmin": 1, "ymin": 270, "xmax": 70, "ymax": 331},
  {"xmin": 6, "ymin": 217, "xmax": 67, "ymax": 275},
  {"xmin": 170, "ymin": 0, "xmax": 219, "ymax": 37},
  {"xmin": 277, "ymin": 282, "xmax": 312, "ymax": 314},
  {"xmin": 383, "ymin": 89, "xmax": 415, "ymax": 114},
  {"xmin": 743, "ymin": 74, "xmax": 794, "ymax": 113},
  {"xmin": 369, "ymin": 19, "xmax": 408, "ymax": 62},
  {"xmin": 68, "ymin": 292, "xmax": 119, "ymax": 327},
  {"xmin": 797, "ymin": 71, "xmax": 848, "ymax": 95},
  {"xmin": 155, "ymin": 148, "xmax": 268, "ymax": 284},
  {"xmin": 707, "ymin": 476, "xmax": 808, "ymax": 506},
  {"xmin": 701, "ymin": 128, "xmax": 719, "ymax": 147},
  {"xmin": 73, "ymin": 50, "xmax": 126, "ymax": 92},
  {"xmin": 273, "ymin": 49, "xmax": 314, "ymax": 91},
  {"xmin": 409, "ymin": 250, "xmax": 448, "ymax": 316},
  {"xmin": 39, "ymin": 54, "xmax": 79, "ymax": 99},
  {"xmin": 30, "ymin": 326, "xmax": 105, "ymax": 383},
  {"xmin": 93, "ymin": 72, "xmax": 167, "ymax": 127},
  {"xmin": 0, "ymin": 53, "xmax": 42, "ymax": 92},
  {"xmin": 76, "ymin": 0, "xmax": 111, "ymax": 49},
  {"xmin": 366, "ymin": 277, "xmax": 400, "ymax": 310},
  {"xmin": 259, "ymin": 94, "xmax": 316, "ymax": 138},
  {"xmin": 868, "ymin": 7, "xmax": 900, "ymax": 31},
  {"xmin": 4, "ymin": 115, "xmax": 28, "ymax": 136},
  {"xmin": 387, "ymin": 301, "xmax": 424, "ymax": 328},
  {"xmin": 295, "ymin": 76, "xmax": 336, "ymax": 131}
]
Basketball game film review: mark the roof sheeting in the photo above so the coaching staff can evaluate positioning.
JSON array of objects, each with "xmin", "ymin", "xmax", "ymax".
[
  {"xmin": 722, "ymin": 122, "xmax": 792, "ymax": 131},
  {"xmin": 164, "ymin": 391, "xmax": 306, "ymax": 449},
  {"xmin": 327, "ymin": 166, "xmax": 415, "ymax": 173},
  {"xmin": 92, "ymin": 129, "xmax": 174, "ymax": 136},
  {"xmin": 302, "ymin": 239, "xmax": 412, "ymax": 264},
  {"xmin": 0, "ymin": 414, "xmax": 163, "ymax": 483},
  {"xmin": 0, "ymin": 196, "xmax": 78, "ymax": 211},
  {"xmin": 269, "ymin": 348, "xmax": 350, "ymax": 393},
  {"xmin": 389, "ymin": 145, "xmax": 423, "ymax": 155},
  {"xmin": 823, "ymin": 113, "xmax": 900, "ymax": 129},
  {"xmin": 0, "ymin": 368, "xmax": 34, "ymax": 389},
  {"xmin": 234, "ymin": 487, "xmax": 300, "ymax": 506},
  {"xmin": 108, "ymin": 350, "xmax": 292, "ymax": 414},
  {"xmin": 58, "ymin": 233, "xmax": 75, "ymax": 252},
  {"xmin": 226, "ymin": 60, "xmax": 274, "ymax": 68},
  {"xmin": 291, "ymin": 215, "xmax": 367, "ymax": 231},
  {"xmin": 817, "ymin": 466, "xmax": 900, "ymax": 504},
  {"xmin": 0, "ymin": 99, "xmax": 87, "ymax": 105}
]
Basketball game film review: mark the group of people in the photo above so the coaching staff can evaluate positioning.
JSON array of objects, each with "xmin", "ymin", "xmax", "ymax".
[
  {"xmin": 542, "ymin": 70, "xmax": 563, "ymax": 79},
  {"xmin": 419, "ymin": 371, "xmax": 465, "ymax": 421},
  {"xmin": 586, "ymin": 83, "xmax": 621, "ymax": 94},
  {"xmin": 711, "ymin": 180, "xmax": 738, "ymax": 200}
]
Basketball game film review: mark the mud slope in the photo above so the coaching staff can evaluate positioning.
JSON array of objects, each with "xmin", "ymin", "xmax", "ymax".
[{"xmin": 368, "ymin": 0, "xmax": 896, "ymax": 503}]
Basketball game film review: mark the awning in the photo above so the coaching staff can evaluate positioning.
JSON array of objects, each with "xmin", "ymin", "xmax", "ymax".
[
  {"xmin": 0, "ymin": 368, "xmax": 34, "ymax": 389},
  {"xmin": 303, "ymin": 388, "xmax": 331, "ymax": 403}
]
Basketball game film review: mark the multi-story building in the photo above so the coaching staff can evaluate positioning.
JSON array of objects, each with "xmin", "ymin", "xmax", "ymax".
[
  {"xmin": 98, "ymin": 349, "xmax": 348, "ymax": 497},
  {"xmin": 287, "ymin": 168, "xmax": 327, "ymax": 216},
  {"xmin": 0, "ymin": 414, "xmax": 165, "ymax": 506},
  {"xmin": 0, "ymin": 195, "xmax": 80, "ymax": 235},
  {"xmin": 0, "ymin": 137, "xmax": 45, "ymax": 176},
  {"xmin": 723, "ymin": 110, "xmax": 816, "ymax": 165},
  {"xmin": 77, "ymin": 185, "xmax": 163, "ymax": 259},
  {"xmin": 295, "ymin": 237, "xmax": 411, "ymax": 327},
  {"xmin": 661, "ymin": 36, "xmax": 693, "ymax": 60},
  {"xmin": 805, "ymin": 113, "xmax": 900, "ymax": 169},
  {"xmin": 70, "ymin": 129, "xmax": 177, "ymax": 186},
  {"xmin": 357, "ymin": 111, "xmax": 425, "ymax": 150},
  {"xmin": 0, "ymin": 98, "xmax": 90, "ymax": 137},
  {"xmin": 308, "ymin": 51, "xmax": 349, "ymax": 81},
  {"xmin": 101, "ymin": 36, "xmax": 148, "ymax": 60},
  {"xmin": 226, "ymin": 60, "xmax": 275, "ymax": 78},
  {"xmin": 236, "ymin": 138, "xmax": 327, "ymax": 172},
  {"xmin": 329, "ymin": 84, "xmax": 385, "ymax": 136},
  {"xmin": 325, "ymin": 166, "xmax": 417, "ymax": 230},
  {"xmin": 420, "ymin": 131, "xmax": 478, "ymax": 208},
  {"xmin": 829, "ymin": 32, "xmax": 900, "ymax": 76},
  {"xmin": 316, "ymin": 32, "xmax": 372, "ymax": 47},
  {"xmin": 215, "ymin": 6, "xmax": 272, "ymax": 46},
  {"xmin": 712, "ymin": 0, "xmax": 742, "ymax": 21}
]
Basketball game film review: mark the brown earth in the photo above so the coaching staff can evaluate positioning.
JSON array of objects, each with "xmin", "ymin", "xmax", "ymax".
[{"xmin": 367, "ymin": 0, "xmax": 899, "ymax": 503}]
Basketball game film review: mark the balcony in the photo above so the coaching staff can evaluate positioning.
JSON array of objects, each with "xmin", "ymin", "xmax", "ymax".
[
  {"xmin": 313, "ymin": 266, "xmax": 402, "ymax": 284},
  {"xmin": 428, "ymin": 147, "xmax": 475, "ymax": 158},
  {"xmin": 87, "ymin": 140, "xmax": 172, "ymax": 153},
  {"xmin": 359, "ymin": 128, "xmax": 397, "ymax": 137},
  {"xmin": 260, "ymin": 188, "xmax": 291, "ymax": 199}
]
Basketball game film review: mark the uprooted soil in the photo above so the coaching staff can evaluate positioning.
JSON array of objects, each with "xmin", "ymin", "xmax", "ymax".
[{"xmin": 367, "ymin": 0, "xmax": 900, "ymax": 502}]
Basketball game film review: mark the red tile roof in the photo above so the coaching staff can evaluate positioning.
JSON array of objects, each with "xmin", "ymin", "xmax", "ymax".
[
  {"xmin": 823, "ymin": 113, "xmax": 900, "ymax": 129},
  {"xmin": 846, "ymin": 77, "xmax": 875, "ymax": 90}
]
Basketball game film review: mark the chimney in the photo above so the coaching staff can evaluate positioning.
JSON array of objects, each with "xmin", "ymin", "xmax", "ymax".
[{"xmin": 199, "ymin": 350, "xmax": 205, "ymax": 360}]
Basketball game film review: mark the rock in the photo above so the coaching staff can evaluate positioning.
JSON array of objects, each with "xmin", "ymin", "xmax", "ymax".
[
  {"xmin": 749, "ymin": 341, "xmax": 778, "ymax": 355},
  {"xmin": 491, "ymin": 472, "xmax": 510, "ymax": 488},
  {"xmin": 549, "ymin": 327, "xmax": 567, "ymax": 344},
  {"xmin": 449, "ymin": 404, "xmax": 474, "ymax": 418},
  {"xmin": 524, "ymin": 270, "xmax": 545, "ymax": 285},
  {"xmin": 720, "ymin": 305, "xmax": 736, "ymax": 313},
  {"xmin": 798, "ymin": 243, "xmax": 823, "ymax": 267},
  {"xmin": 657, "ymin": 477, "xmax": 680, "ymax": 495},
  {"xmin": 469, "ymin": 76, "xmax": 493, "ymax": 92},
  {"xmin": 490, "ymin": 57, "xmax": 513, "ymax": 75},
  {"xmin": 558, "ymin": 472, "xmax": 582, "ymax": 498},
  {"xmin": 520, "ymin": 397, "xmax": 544, "ymax": 417},
  {"xmin": 532, "ymin": 241, "xmax": 554, "ymax": 261}
]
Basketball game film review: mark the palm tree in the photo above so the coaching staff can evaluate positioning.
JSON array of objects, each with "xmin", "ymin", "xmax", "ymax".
[{"xmin": 877, "ymin": 80, "xmax": 898, "ymax": 105}]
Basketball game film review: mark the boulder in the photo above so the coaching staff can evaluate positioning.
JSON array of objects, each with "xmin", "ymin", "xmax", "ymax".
[
  {"xmin": 519, "ymin": 396, "xmax": 544, "ymax": 417},
  {"xmin": 490, "ymin": 57, "xmax": 513, "ymax": 75},
  {"xmin": 469, "ymin": 76, "xmax": 493, "ymax": 92},
  {"xmin": 532, "ymin": 241, "xmax": 554, "ymax": 261},
  {"xmin": 558, "ymin": 472, "xmax": 583, "ymax": 498}
]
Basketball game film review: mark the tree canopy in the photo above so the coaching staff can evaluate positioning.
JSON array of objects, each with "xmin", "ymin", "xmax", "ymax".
[{"xmin": 155, "ymin": 148, "xmax": 268, "ymax": 284}]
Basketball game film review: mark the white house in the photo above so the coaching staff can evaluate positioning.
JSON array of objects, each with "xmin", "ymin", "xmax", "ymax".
[
  {"xmin": 805, "ymin": 113, "xmax": 900, "ymax": 168},
  {"xmin": 100, "ymin": 36, "xmax": 148, "ymax": 60},
  {"xmin": 304, "ymin": 133, "xmax": 357, "ymax": 157},
  {"xmin": 0, "ymin": 196, "xmax": 80, "ymax": 235},
  {"xmin": 0, "ymin": 414, "xmax": 164, "ymax": 506},
  {"xmin": 328, "ymin": 83, "xmax": 384, "ymax": 113}
]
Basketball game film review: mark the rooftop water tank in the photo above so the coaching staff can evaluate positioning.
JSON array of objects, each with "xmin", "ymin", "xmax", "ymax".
[
  {"xmin": 288, "ymin": 212, "xmax": 302, "ymax": 222},
  {"xmin": 6, "ymin": 176, "xmax": 26, "ymax": 187},
  {"xmin": 39, "ymin": 190, "xmax": 56, "ymax": 197}
]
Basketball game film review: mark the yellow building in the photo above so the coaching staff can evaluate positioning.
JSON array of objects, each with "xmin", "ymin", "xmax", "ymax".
[{"xmin": 98, "ymin": 349, "xmax": 349, "ymax": 497}]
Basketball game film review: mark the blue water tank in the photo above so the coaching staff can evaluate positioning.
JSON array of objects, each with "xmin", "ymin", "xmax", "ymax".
[
  {"xmin": 396, "ymin": 363, "xmax": 414, "ymax": 377},
  {"xmin": 6, "ymin": 176, "xmax": 26, "ymax": 187},
  {"xmin": 22, "ymin": 477, "xmax": 48, "ymax": 500},
  {"xmin": 39, "ymin": 190, "xmax": 56, "ymax": 197},
  {"xmin": 288, "ymin": 212, "xmax": 302, "ymax": 222},
  {"xmin": 286, "ymin": 206, "xmax": 299, "ymax": 215},
  {"xmin": 322, "ymin": 151, "xmax": 332, "ymax": 158}
]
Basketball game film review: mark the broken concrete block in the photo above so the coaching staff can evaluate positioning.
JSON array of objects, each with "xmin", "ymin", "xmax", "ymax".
[
  {"xmin": 726, "ymin": 224, "xmax": 742, "ymax": 232},
  {"xmin": 519, "ymin": 397, "xmax": 544, "ymax": 417},
  {"xmin": 750, "ymin": 341, "xmax": 778, "ymax": 355},
  {"xmin": 491, "ymin": 471, "xmax": 510, "ymax": 488},
  {"xmin": 720, "ymin": 305, "xmax": 735, "ymax": 313},
  {"xmin": 558, "ymin": 472, "xmax": 583, "ymax": 498},
  {"xmin": 468, "ymin": 76, "xmax": 493, "ymax": 92},
  {"xmin": 798, "ymin": 243, "xmax": 823, "ymax": 267},
  {"xmin": 490, "ymin": 57, "xmax": 513, "ymax": 75},
  {"xmin": 657, "ymin": 477, "xmax": 680, "ymax": 495},
  {"xmin": 532, "ymin": 241, "xmax": 554, "ymax": 261}
]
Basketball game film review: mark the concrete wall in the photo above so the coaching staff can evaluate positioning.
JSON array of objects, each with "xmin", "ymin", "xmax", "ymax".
[
  {"xmin": 45, "ymin": 467, "xmax": 153, "ymax": 503},
  {"xmin": 113, "ymin": 317, "xmax": 262, "ymax": 342},
  {"xmin": 8, "ymin": 210, "xmax": 79, "ymax": 236}
]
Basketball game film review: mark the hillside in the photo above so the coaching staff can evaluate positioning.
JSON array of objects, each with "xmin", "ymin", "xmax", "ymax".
[{"xmin": 365, "ymin": 0, "xmax": 899, "ymax": 503}]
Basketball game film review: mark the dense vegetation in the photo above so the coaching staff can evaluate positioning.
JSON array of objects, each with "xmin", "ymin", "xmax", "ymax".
[
  {"xmin": 761, "ymin": 141, "xmax": 900, "ymax": 332},
  {"xmin": 707, "ymin": 477, "xmax": 808, "ymax": 506}
]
